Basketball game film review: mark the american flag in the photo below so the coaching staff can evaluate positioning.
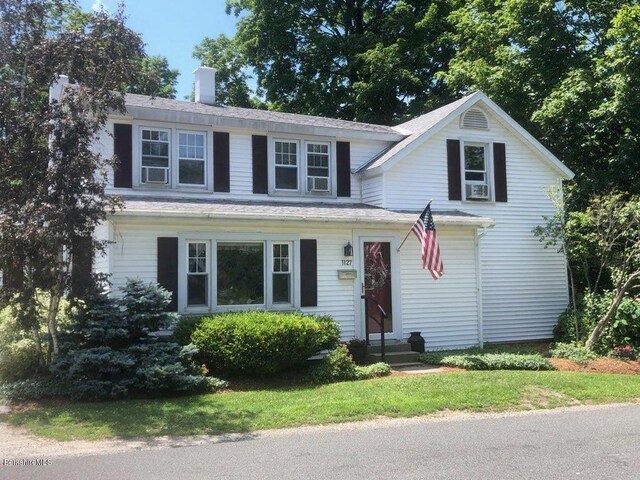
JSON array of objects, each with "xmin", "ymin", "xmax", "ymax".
[{"xmin": 411, "ymin": 204, "xmax": 444, "ymax": 280}]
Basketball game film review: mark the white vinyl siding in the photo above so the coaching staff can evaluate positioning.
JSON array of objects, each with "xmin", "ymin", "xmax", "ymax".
[
  {"xmin": 399, "ymin": 227, "xmax": 479, "ymax": 349},
  {"xmin": 383, "ymin": 108, "xmax": 569, "ymax": 342}
]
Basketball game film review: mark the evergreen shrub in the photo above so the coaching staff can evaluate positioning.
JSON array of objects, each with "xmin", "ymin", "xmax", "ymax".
[
  {"xmin": 191, "ymin": 311, "xmax": 340, "ymax": 376},
  {"xmin": 49, "ymin": 279, "xmax": 226, "ymax": 400}
]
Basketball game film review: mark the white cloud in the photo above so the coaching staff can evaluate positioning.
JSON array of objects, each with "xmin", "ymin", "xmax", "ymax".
[{"xmin": 91, "ymin": 0, "xmax": 108, "ymax": 12}]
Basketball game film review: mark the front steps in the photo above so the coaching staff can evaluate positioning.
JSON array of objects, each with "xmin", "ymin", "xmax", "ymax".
[{"xmin": 367, "ymin": 341, "xmax": 422, "ymax": 366}]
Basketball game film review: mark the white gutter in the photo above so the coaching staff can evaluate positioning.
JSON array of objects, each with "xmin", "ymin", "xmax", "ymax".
[{"xmin": 474, "ymin": 225, "xmax": 492, "ymax": 348}]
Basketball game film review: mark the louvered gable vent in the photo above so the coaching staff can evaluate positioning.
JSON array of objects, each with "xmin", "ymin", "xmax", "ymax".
[{"xmin": 461, "ymin": 108, "xmax": 489, "ymax": 130}]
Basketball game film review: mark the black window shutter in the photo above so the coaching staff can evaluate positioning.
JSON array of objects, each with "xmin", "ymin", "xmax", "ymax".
[
  {"xmin": 157, "ymin": 237, "xmax": 178, "ymax": 312},
  {"xmin": 493, "ymin": 142, "xmax": 508, "ymax": 202},
  {"xmin": 213, "ymin": 131, "xmax": 230, "ymax": 192},
  {"xmin": 113, "ymin": 123, "xmax": 132, "ymax": 188},
  {"xmin": 336, "ymin": 141, "xmax": 351, "ymax": 197},
  {"xmin": 300, "ymin": 239, "xmax": 317, "ymax": 307},
  {"xmin": 252, "ymin": 135, "xmax": 268, "ymax": 194},
  {"xmin": 71, "ymin": 236, "xmax": 94, "ymax": 298},
  {"xmin": 447, "ymin": 139, "xmax": 462, "ymax": 201}
]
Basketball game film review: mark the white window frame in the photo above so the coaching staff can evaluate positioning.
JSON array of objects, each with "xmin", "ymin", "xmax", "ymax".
[
  {"xmin": 460, "ymin": 139, "xmax": 494, "ymax": 202},
  {"xmin": 177, "ymin": 130, "xmax": 207, "ymax": 187},
  {"xmin": 270, "ymin": 241, "xmax": 294, "ymax": 306},
  {"xmin": 273, "ymin": 139, "xmax": 300, "ymax": 192},
  {"xmin": 140, "ymin": 127, "xmax": 171, "ymax": 186},
  {"xmin": 304, "ymin": 141, "xmax": 331, "ymax": 194},
  {"xmin": 133, "ymin": 123, "xmax": 212, "ymax": 191},
  {"xmin": 186, "ymin": 240, "xmax": 210, "ymax": 309},
  {"xmin": 268, "ymin": 135, "xmax": 337, "ymax": 197},
  {"xmin": 177, "ymin": 233, "xmax": 299, "ymax": 313}
]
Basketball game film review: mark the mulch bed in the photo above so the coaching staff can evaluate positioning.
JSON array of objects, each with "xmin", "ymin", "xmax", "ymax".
[{"xmin": 550, "ymin": 357, "xmax": 640, "ymax": 375}]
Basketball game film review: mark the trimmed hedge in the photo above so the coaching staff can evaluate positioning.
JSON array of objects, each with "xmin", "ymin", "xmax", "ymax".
[
  {"xmin": 419, "ymin": 352, "xmax": 553, "ymax": 371},
  {"xmin": 191, "ymin": 311, "xmax": 340, "ymax": 376}
]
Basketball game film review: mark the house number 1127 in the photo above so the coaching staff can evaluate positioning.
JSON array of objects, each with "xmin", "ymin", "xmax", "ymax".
[{"xmin": 341, "ymin": 259, "xmax": 352, "ymax": 266}]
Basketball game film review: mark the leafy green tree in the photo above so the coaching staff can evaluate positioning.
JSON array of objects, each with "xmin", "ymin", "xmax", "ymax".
[
  {"xmin": 193, "ymin": 34, "xmax": 254, "ymax": 107},
  {"xmin": 0, "ymin": 0, "xmax": 144, "ymax": 360},
  {"xmin": 224, "ymin": 0, "xmax": 455, "ymax": 123},
  {"xmin": 535, "ymin": 193, "xmax": 640, "ymax": 349},
  {"xmin": 443, "ymin": 0, "xmax": 640, "ymax": 205},
  {"xmin": 128, "ymin": 55, "xmax": 179, "ymax": 99}
]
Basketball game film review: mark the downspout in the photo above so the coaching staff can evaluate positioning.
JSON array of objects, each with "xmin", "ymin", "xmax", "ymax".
[{"xmin": 474, "ymin": 225, "xmax": 490, "ymax": 348}]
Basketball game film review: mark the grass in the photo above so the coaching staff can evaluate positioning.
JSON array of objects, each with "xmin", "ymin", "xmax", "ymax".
[{"xmin": 3, "ymin": 370, "xmax": 640, "ymax": 441}]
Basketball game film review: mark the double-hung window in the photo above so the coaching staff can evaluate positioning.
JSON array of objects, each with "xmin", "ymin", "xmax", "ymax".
[
  {"xmin": 274, "ymin": 140, "xmax": 298, "ymax": 190},
  {"xmin": 306, "ymin": 142, "xmax": 330, "ymax": 192},
  {"xmin": 178, "ymin": 132, "xmax": 206, "ymax": 186},
  {"xmin": 187, "ymin": 242, "xmax": 209, "ymax": 306},
  {"xmin": 139, "ymin": 127, "xmax": 208, "ymax": 188},
  {"xmin": 272, "ymin": 243, "xmax": 292, "ymax": 304},
  {"xmin": 141, "ymin": 128, "xmax": 170, "ymax": 184},
  {"xmin": 463, "ymin": 142, "xmax": 490, "ymax": 200}
]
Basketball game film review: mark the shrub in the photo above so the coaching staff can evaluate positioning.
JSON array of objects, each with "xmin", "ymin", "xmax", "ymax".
[
  {"xmin": 0, "ymin": 297, "xmax": 74, "ymax": 382},
  {"xmin": 554, "ymin": 292, "xmax": 640, "ymax": 353},
  {"xmin": 50, "ymin": 279, "xmax": 224, "ymax": 400},
  {"xmin": 553, "ymin": 309, "xmax": 594, "ymax": 344},
  {"xmin": 356, "ymin": 362, "xmax": 391, "ymax": 380},
  {"xmin": 0, "ymin": 378, "xmax": 70, "ymax": 402},
  {"xmin": 192, "ymin": 311, "xmax": 340, "ymax": 376},
  {"xmin": 418, "ymin": 352, "xmax": 553, "ymax": 371},
  {"xmin": 549, "ymin": 342, "xmax": 598, "ymax": 364},
  {"xmin": 172, "ymin": 316, "xmax": 205, "ymax": 345},
  {"xmin": 0, "ymin": 339, "xmax": 43, "ymax": 382},
  {"xmin": 310, "ymin": 346, "xmax": 391, "ymax": 383},
  {"xmin": 610, "ymin": 344, "xmax": 637, "ymax": 360},
  {"xmin": 310, "ymin": 345, "xmax": 358, "ymax": 383}
]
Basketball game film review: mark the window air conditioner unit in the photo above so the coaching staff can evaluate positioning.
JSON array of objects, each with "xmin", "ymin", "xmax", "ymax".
[
  {"xmin": 308, "ymin": 176, "xmax": 329, "ymax": 192},
  {"xmin": 142, "ymin": 166, "xmax": 168, "ymax": 184},
  {"xmin": 465, "ymin": 182, "xmax": 489, "ymax": 200}
]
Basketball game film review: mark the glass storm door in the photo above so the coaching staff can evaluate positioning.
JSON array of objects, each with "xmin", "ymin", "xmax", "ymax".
[{"xmin": 363, "ymin": 241, "xmax": 393, "ymax": 334}]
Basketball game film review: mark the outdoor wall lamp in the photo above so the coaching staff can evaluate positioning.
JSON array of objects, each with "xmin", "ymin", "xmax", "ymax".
[{"xmin": 343, "ymin": 241, "xmax": 353, "ymax": 257}]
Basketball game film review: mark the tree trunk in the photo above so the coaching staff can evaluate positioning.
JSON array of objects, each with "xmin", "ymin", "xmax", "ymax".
[
  {"xmin": 47, "ymin": 292, "xmax": 61, "ymax": 356},
  {"xmin": 32, "ymin": 327, "xmax": 45, "ymax": 369},
  {"xmin": 585, "ymin": 272, "xmax": 640, "ymax": 350}
]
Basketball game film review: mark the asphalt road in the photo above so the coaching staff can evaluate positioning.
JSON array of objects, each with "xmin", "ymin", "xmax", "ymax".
[{"xmin": 2, "ymin": 405, "xmax": 639, "ymax": 480}]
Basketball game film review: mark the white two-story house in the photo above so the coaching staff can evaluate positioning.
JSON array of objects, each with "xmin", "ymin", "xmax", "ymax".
[{"xmin": 58, "ymin": 67, "xmax": 573, "ymax": 349}]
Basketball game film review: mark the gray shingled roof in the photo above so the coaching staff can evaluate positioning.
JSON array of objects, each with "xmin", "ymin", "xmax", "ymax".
[
  {"xmin": 354, "ymin": 93, "xmax": 479, "ymax": 173},
  {"xmin": 114, "ymin": 196, "xmax": 495, "ymax": 227},
  {"xmin": 124, "ymin": 93, "xmax": 401, "ymax": 136}
]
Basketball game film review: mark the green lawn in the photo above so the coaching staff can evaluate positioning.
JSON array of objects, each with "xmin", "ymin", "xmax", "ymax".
[{"xmin": 3, "ymin": 370, "xmax": 640, "ymax": 441}]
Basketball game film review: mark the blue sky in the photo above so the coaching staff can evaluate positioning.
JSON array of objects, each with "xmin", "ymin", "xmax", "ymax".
[{"xmin": 79, "ymin": 0, "xmax": 239, "ymax": 99}]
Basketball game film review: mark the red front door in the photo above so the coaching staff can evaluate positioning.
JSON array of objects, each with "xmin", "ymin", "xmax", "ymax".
[{"xmin": 363, "ymin": 241, "xmax": 393, "ymax": 334}]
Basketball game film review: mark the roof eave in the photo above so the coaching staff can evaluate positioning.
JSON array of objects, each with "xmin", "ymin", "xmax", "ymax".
[
  {"xmin": 111, "ymin": 208, "xmax": 494, "ymax": 228},
  {"xmin": 120, "ymin": 105, "xmax": 405, "ymax": 142}
]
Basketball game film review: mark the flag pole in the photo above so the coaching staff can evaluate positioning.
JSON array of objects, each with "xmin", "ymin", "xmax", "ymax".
[{"xmin": 397, "ymin": 199, "xmax": 433, "ymax": 253}]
